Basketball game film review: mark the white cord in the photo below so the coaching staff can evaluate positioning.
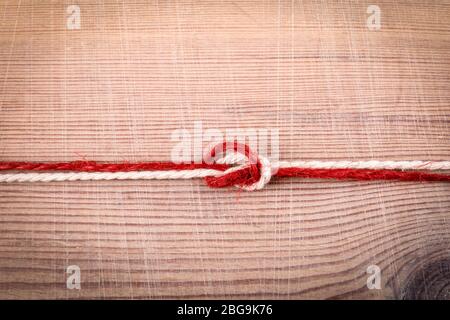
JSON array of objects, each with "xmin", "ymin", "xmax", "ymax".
[
  {"xmin": 218, "ymin": 154, "xmax": 450, "ymax": 171},
  {"xmin": 0, "ymin": 169, "xmax": 223, "ymax": 183},
  {"xmin": 274, "ymin": 160, "xmax": 450, "ymax": 171}
]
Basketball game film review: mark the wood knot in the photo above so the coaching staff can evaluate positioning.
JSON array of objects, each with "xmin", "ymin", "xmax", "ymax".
[{"xmin": 400, "ymin": 258, "xmax": 450, "ymax": 300}]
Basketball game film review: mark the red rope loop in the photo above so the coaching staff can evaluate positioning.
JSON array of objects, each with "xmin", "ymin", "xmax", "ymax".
[{"xmin": 203, "ymin": 141, "xmax": 264, "ymax": 189}]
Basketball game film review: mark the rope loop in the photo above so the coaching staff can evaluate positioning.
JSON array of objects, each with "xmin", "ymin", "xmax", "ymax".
[{"xmin": 203, "ymin": 141, "xmax": 272, "ymax": 190}]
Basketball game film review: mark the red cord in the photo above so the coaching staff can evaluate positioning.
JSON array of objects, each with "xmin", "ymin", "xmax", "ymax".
[
  {"xmin": 0, "ymin": 161, "xmax": 229, "ymax": 172},
  {"xmin": 276, "ymin": 167, "xmax": 450, "ymax": 183}
]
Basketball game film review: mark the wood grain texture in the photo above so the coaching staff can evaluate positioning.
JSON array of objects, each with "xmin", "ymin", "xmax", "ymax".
[{"xmin": 0, "ymin": 0, "xmax": 449, "ymax": 299}]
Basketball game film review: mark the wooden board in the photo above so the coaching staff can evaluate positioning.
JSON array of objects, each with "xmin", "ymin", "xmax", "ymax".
[{"xmin": 0, "ymin": 0, "xmax": 449, "ymax": 299}]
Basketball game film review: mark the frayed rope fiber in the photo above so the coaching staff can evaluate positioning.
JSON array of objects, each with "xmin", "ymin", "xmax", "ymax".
[
  {"xmin": 0, "ymin": 161, "xmax": 229, "ymax": 172},
  {"xmin": 0, "ymin": 142, "xmax": 449, "ymax": 190}
]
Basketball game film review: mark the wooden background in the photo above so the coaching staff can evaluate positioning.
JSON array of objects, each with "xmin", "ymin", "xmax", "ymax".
[{"xmin": 0, "ymin": 0, "xmax": 449, "ymax": 299}]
